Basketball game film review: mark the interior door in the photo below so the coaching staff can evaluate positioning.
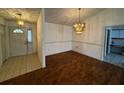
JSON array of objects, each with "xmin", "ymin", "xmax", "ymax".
[{"xmin": 10, "ymin": 27, "xmax": 28, "ymax": 57}]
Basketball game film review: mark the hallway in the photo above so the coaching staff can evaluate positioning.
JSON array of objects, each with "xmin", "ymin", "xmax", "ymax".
[
  {"xmin": 0, "ymin": 54, "xmax": 41, "ymax": 82},
  {"xmin": 0, "ymin": 9, "xmax": 43, "ymax": 83}
]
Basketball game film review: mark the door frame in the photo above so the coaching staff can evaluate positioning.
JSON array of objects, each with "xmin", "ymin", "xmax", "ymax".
[
  {"xmin": 104, "ymin": 27, "xmax": 111, "ymax": 56},
  {"xmin": 103, "ymin": 27, "xmax": 112, "ymax": 60}
]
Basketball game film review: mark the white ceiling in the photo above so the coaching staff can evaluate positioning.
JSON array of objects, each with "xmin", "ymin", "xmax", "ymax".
[
  {"xmin": 0, "ymin": 8, "xmax": 104, "ymax": 25},
  {"xmin": 45, "ymin": 8, "xmax": 105, "ymax": 25},
  {"xmin": 0, "ymin": 8, "xmax": 41, "ymax": 23}
]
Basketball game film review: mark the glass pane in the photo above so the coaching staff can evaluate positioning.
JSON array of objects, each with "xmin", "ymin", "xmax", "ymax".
[
  {"xmin": 27, "ymin": 30, "xmax": 32, "ymax": 43},
  {"xmin": 13, "ymin": 29, "xmax": 23, "ymax": 33}
]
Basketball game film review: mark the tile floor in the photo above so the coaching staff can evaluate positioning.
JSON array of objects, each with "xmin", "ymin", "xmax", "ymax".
[
  {"xmin": 104, "ymin": 53, "xmax": 124, "ymax": 68},
  {"xmin": 0, "ymin": 54, "xmax": 41, "ymax": 82}
]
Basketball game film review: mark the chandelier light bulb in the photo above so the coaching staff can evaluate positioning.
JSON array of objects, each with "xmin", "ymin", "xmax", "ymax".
[{"xmin": 17, "ymin": 20, "xmax": 24, "ymax": 26}]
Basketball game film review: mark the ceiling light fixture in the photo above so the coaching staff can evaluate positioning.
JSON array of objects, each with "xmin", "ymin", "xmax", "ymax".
[
  {"xmin": 13, "ymin": 13, "xmax": 24, "ymax": 34},
  {"xmin": 73, "ymin": 8, "xmax": 85, "ymax": 34},
  {"xmin": 17, "ymin": 13, "xmax": 24, "ymax": 26}
]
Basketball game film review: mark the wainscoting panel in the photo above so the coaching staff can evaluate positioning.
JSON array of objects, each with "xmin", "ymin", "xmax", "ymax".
[
  {"xmin": 72, "ymin": 41, "xmax": 101, "ymax": 60},
  {"xmin": 45, "ymin": 41, "xmax": 72, "ymax": 56},
  {"xmin": 45, "ymin": 23, "xmax": 72, "ymax": 56}
]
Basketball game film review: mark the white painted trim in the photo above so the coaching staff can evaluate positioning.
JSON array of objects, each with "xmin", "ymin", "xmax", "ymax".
[
  {"xmin": 0, "ymin": 35, "xmax": 2, "ymax": 67},
  {"xmin": 41, "ymin": 9, "xmax": 46, "ymax": 68},
  {"xmin": 5, "ymin": 25, "xmax": 10, "ymax": 59}
]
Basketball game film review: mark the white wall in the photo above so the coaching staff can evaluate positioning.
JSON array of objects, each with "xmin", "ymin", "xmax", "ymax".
[
  {"xmin": 0, "ymin": 17, "xmax": 5, "ymax": 67},
  {"xmin": 45, "ymin": 22, "xmax": 72, "ymax": 56},
  {"xmin": 0, "ymin": 26, "xmax": 3, "ymax": 67},
  {"xmin": 72, "ymin": 9, "xmax": 124, "ymax": 60},
  {"xmin": 37, "ymin": 9, "xmax": 46, "ymax": 68},
  {"xmin": 32, "ymin": 24, "xmax": 37, "ymax": 53},
  {"xmin": 37, "ymin": 12, "xmax": 42, "ymax": 64}
]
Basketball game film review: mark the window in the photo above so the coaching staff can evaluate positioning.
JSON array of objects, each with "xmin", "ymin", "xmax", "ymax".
[
  {"xmin": 27, "ymin": 30, "xmax": 32, "ymax": 43},
  {"xmin": 13, "ymin": 28, "xmax": 23, "ymax": 33}
]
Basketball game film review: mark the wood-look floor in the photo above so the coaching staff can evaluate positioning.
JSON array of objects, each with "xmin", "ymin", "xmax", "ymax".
[{"xmin": 1, "ymin": 51, "xmax": 124, "ymax": 85}]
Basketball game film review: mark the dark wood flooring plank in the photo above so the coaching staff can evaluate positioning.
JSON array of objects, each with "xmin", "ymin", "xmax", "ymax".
[{"xmin": 0, "ymin": 51, "xmax": 124, "ymax": 85}]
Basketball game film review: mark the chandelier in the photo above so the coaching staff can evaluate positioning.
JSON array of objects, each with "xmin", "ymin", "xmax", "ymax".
[
  {"xmin": 73, "ymin": 8, "xmax": 85, "ymax": 34},
  {"xmin": 17, "ymin": 13, "xmax": 24, "ymax": 26},
  {"xmin": 13, "ymin": 13, "xmax": 24, "ymax": 34}
]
